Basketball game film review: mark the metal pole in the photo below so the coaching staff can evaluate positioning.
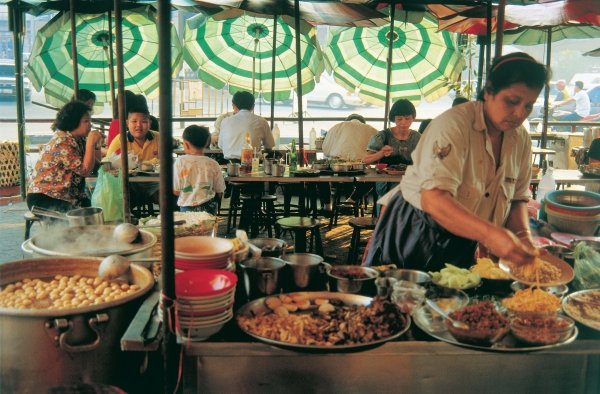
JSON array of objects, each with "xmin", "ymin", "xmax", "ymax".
[
  {"xmin": 69, "ymin": 0, "xmax": 79, "ymax": 96},
  {"xmin": 108, "ymin": 11, "xmax": 117, "ymax": 119},
  {"xmin": 494, "ymin": 0, "xmax": 506, "ymax": 59},
  {"xmin": 541, "ymin": 27, "xmax": 552, "ymax": 157},
  {"xmin": 485, "ymin": 0, "xmax": 492, "ymax": 74},
  {"xmin": 384, "ymin": 4, "xmax": 396, "ymax": 130},
  {"xmin": 114, "ymin": 0, "xmax": 131, "ymax": 223},
  {"xmin": 9, "ymin": 2, "xmax": 26, "ymax": 198},
  {"xmin": 158, "ymin": 1, "xmax": 179, "ymax": 392},
  {"xmin": 294, "ymin": 0, "xmax": 304, "ymax": 164},
  {"xmin": 270, "ymin": 17, "xmax": 277, "ymax": 129}
]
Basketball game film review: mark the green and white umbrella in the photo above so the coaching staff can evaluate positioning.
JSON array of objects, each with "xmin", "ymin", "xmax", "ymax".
[
  {"xmin": 183, "ymin": 13, "xmax": 324, "ymax": 102},
  {"xmin": 323, "ymin": 16, "xmax": 465, "ymax": 107},
  {"xmin": 25, "ymin": 5, "xmax": 183, "ymax": 109}
]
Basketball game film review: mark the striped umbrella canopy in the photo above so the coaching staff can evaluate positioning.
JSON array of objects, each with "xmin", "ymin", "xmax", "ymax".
[
  {"xmin": 25, "ymin": 5, "xmax": 183, "ymax": 109},
  {"xmin": 323, "ymin": 16, "xmax": 465, "ymax": 107},
  {"xmin": 183, "ymin": 13, "xmax": 324, "ymax": 102}
]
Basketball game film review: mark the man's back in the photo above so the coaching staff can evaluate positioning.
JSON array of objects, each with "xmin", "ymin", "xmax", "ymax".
[
  {"xmin": 219, "ymin": 110, "xmax": 274, "ymax": 159},
  {"xmin": 322, "ymin": 119, "xmax": 377, "ymax": 161}
]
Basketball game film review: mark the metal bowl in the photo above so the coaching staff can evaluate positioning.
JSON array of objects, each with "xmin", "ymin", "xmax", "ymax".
[
  {"xmin": 351, "ymin": 162, "xmax": 366, "ymax": 171},
  {"xmin": 248, "ymin": 238, "xmax": 287, "ymax": 257},
  {"xmin": 330, "ymin": 163, "xmax": 353, "ymax": 172},
  {"xmin": 384, "ymin": 269, "xmax": 431, "ymax": 285},
  {"xmin": 326, "ymin": 265, "xmax": 378, "ymax": 296},
  {"xmin": 311, "ymin": 162, "xmax": 330, "ymax": 171}
]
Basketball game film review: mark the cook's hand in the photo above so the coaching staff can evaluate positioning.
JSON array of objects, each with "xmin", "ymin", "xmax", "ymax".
[
  {"xmin": 380, "ymin": 145, "xmax": 393, "ymax": 158},
  {"xmin": 481, "ymin": 227, "xmax": 537, "ymax": 266}
]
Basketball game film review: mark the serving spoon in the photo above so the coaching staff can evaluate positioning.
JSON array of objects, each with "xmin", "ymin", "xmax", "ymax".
[{"xmin": 426, "ymin": 299, "xmax": 470, "ymax": 330}]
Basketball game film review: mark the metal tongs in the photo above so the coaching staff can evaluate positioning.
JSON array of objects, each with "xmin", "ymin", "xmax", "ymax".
[{"xmin": 31, "ymin": 206, "xmax": 68, "ymax": 221}]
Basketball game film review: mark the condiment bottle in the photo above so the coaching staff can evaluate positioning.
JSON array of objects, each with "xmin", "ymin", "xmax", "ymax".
[
  {"xmin": 309, "ymin": 127, "xmax": 317, "ymax": 150},
  {"xmin": 251, "ymin": 148, "xmax": 260, "ymax": 173},
  {"xmin": 240, "ymin": 131, "xmax": 253, "ymax": 174},
  {"xmin": 290, "ymin": 138, "xmax": 298, "ymax": 172},
  {"xmin": 272, "ymin": 123, "xmax": 281, "ymax": 149}
]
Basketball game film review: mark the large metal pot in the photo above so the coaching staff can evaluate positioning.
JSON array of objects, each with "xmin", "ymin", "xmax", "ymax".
[
  {"xmin": 239, "ymin": 257, "xmax": 286, "ymax": 300},
  {"xmin": 248, "ymin": 237, "xmax": 287, "ymax": 257},
  {"xmin": 0, "ymin": 257, "xmax": 154, "ymax": 392},
  {"xmin": 281, "ymin": 253, "xmax": 327, "ymax": 291},
  {"xmin": 22, "ymin": 225, "xmax": 156, "ymax": 260},
  {"xmin": 31, "ymin": 206, "xmax": 104, "ymax": 226},
  {"xmin": 326, "ymin": 265, "xmax": 378, "ymax": 296}
]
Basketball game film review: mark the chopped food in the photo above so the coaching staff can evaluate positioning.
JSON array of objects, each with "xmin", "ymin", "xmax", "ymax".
[
  {"xmin": 471, "ymin": 258, "xmax": 510, "ymax": 280},
  {"xmin": 502, "ymin": 288, "xmax": 561, "ymax": 315},
  {"xmin": 511, "ymin": 257, "xmax": 561, "ymax": 284},
  {"xmin": 238, "ymin": 297, "xmax": 406, "ymax": 346},
  {"xmin": 430, "ymin": 263, "xmax": 480, "ymax": 289}
]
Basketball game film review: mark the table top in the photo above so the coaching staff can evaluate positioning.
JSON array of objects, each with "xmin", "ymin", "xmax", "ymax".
[
  {"xmin": 532, "ymin": 147, "xmax": 556, "ymax": 154},
  {"xmin": 530, "ymin": 169, "xmax": 600, "ymax": 185}
]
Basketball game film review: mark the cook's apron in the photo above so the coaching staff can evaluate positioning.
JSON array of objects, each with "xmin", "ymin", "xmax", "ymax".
[{"xmin": 364, "ymin": 193, "xmax": 477, "ymax": 272}]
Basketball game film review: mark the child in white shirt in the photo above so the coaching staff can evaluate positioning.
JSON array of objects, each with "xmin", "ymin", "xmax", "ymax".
[{"xmin": 173, "ymin": 125, "xmax": 225, "ymax": 215}]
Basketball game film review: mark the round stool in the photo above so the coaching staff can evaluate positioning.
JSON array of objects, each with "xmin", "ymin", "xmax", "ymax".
[
  {"xmin": 239, "ymin": 194, "xmax": 278, "ymax": 238},
  {"xmin": 226, "ymin": 182, "xmax": 247, "ymax": 233},
  {"xmin": 276, "ymin": 216, "xmax": 324, "ymax": 255},
  {"xmin": 347, "ymin": 216, "xmax": 377, "ymax": 264},
  {"xmin": 24, "ymin": 211, "xmax": 41, "ymax": 241}
]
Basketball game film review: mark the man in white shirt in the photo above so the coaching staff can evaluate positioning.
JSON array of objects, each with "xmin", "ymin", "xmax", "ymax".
[
  {"xmin": 322, "ymin": 114, "xmax": 377, "ymax": 160},
  {"xmin": 554, "ymin": 80, "xmax": 591, "ymax": 121},
  {"xmin": 218, "ymin": 91, "xmax": 274, "ymax": 160}
]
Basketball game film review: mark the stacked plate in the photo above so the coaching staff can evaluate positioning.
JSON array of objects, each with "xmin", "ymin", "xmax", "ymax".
[
  {"xmin": 174, "ymin": 236, "xmax": 234, "ymax": 271},
  {"xmin": 165, "ymin": 269, "xmax": 238, "ymax": 341}
]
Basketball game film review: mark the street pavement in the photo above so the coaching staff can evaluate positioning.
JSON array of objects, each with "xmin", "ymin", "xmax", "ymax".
[{"xmin": 0, "ymin": 200, "xmax": 34, "ymax": 264}]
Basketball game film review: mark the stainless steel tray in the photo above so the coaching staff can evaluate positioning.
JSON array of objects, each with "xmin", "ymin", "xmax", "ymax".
[
  {"xmin": 413, "ymin": 305, "xmax": 578, "ymax": 352},
  {"xmin": 562, "ymin": 289, "xmax": 600, "ymax": 331},
  {"xmin": 236, "ymin": 291, "xmax": 410, "ymax": 351}
]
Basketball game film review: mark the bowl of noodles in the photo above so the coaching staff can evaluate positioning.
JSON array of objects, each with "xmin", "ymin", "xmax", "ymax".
[
  {"xmin": 502, "ymin": 287, "xmax": 562, "ymax": 318},
  {"xmin": 498, "ymin": 252, "xmax": 574, "ymax": 287}
]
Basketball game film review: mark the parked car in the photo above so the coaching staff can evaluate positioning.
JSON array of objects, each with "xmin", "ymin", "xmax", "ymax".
[
  {"xmin": 0, "ymin": 60, "xmax": 32, "ymax": 101},
  {"xmin": 304, "ymin": 74, "xmax": 366, "ymax": 110}
]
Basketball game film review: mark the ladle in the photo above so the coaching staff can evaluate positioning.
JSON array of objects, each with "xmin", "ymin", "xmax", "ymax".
[{"xmin": 426, "ymin": 299, "xmax": 470, "ymax": 330}]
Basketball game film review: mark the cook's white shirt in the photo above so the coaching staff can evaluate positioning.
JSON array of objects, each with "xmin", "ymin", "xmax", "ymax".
[{"xmin": 400, "ymin": 101, "xmax": 532, "ymax": 227}]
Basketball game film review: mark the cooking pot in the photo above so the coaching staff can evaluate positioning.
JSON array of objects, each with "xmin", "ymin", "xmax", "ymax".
[
  {"xmin": 32, "ymin": 206, "xmax": 104, "ymax": 226},
  {"xmin": 0, "ymin": 257, "xmax": 154, "ymax": 392},
  {"xmin": 239, "ymin": 257, "xmax": 286, "ymax": 300},
  {"xmin": 248, "ymin": 237, "xmax": 287, "ymax": 257},
  {"xmin": 281, "ymin": 253, "xmax": 327, "ymax": 291},
  {"xmin": 22, "ymin": 225, "xmax": 156, "ymax": 260},
  {"xmin": 271, "ymin": 164, "xmax": 286, "ymax": 177},
  {"xmin": 330, "ymin": 163, "xmax": 353, "ymax": 172},
  {"xmin": 326, "ymin": 265, "xmax": 378, "ymax": 296},
  {"xmin": 227, "ymin": 163, "xmax": 240, "ymax": 177}
]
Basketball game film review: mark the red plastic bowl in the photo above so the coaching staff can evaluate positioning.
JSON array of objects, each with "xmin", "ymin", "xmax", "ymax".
[{"xmin": 175, "ymin": 269, "xmax": 238, "ymax": 297}]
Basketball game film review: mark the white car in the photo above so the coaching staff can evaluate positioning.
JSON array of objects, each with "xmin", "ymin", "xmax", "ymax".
[
  {"xmin": 0, "ymin": 60, "xmax": 32, "ymax": 101},
  {"xmin": 304, "ymin": 74, "xmax": 366, "ymax": 110}
]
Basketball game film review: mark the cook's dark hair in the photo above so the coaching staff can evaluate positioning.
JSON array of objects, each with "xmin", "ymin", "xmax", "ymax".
[
  {"xmin": 53, "ymin": 100, "xmax": 90, "ymax": 132},
  {"xmin": 477, "ymin": 52, "xmax": 550, "ymax": 100},
  {"xmin": 232, "ymin": 91, "xmax": 255, "ymax": 110},
  {"xmin": 183, "ymin": 125, "xmax": 210, "ymax": 149},
  {"xmin": 389, "ymin": 99, "xmax": 416, "ymax": 121}
]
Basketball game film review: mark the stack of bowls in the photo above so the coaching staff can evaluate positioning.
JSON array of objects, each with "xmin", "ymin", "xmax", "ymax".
[
  {"xmin": 162, "ymin": 269, "xmax": 237, "ymax": 341},
  {"xmin": 544, "ymin": 190, "xmax": 600, "ymax": 236},
  {"xmin": 174, "ymin": 236, "xmax": 235, "ymax": 272}
]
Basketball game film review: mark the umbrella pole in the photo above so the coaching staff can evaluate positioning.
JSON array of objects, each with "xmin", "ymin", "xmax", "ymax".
[
  {"xmin": 294, "ymin": 0, "xmax": 304, "ymax": 164},
  {"xmin": 477, "ymin": 36, "xmax": 485, "ymax": 93},
  {"xmin": 108, "ymin": 11, "xmax": 117, "ymax": 119},
  {"xmin": 8, "ymin": 3, "xmax": 26, "ymax": 198},
  {"xmin": 494, "ymin": 0, "xmax": 506, "ymax": 59},
  {"xmin": 69, "ymin": 0, "xmax": 79, "ymax": 96},
  {"xmin": 158, "ymin": 1, "xmax": 179, "ymax": 392},
  {"xmin": 114, "ymin": 0, "xmax": 131, "ymax": 224},
  {"xmin": 270, "ymin": 17, "xmax": 277, "ymax": 129},
  {"xmin": 384, "ymin": 4, "xmax": 396, "ymax": 130},
  {"xmin": 485, "ymin": 0, "xmax": 492, "ymax": 74},
  {"xmin": 540, "ymin": 27, "xmax": 552, "ymax": 157}
]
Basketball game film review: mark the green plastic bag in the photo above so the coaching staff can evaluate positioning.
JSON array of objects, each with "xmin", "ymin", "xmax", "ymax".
[
  {"xmin": 91, "ymin": 167, "xmax": 124, "ymax": 222},
  {"xmin": 573, "ymin": 241, "xmax": 600, "ymax": 291}
]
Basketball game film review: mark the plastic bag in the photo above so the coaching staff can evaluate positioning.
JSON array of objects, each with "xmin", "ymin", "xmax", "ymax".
[
  {"xmin": 573, "ymin": 241, "xmax": 600, "ymax": 290},
  {"xmin": 91, "ymin": 167, "xmax": 124, "ymax": 222}
]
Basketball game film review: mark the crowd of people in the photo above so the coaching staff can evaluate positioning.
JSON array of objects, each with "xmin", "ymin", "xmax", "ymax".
[{"xmin": 29, "ymin": 50, "xmax": 594, "ymax": 272}]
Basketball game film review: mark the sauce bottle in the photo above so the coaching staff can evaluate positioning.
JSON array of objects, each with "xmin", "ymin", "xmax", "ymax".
[
  {"xmin": 240, "ymin": 131, "xmax": 253, "ymax": 174},
  {"xmin": 290, "ymin": 138, "xmax": 298, "ymax": 172}
]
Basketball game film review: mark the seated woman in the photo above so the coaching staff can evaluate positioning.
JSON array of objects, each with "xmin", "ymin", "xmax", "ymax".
[
  {"xmin": 105, "ymin": 103, "xmax": 160, "ymax": 210},
  {"xmin": 363, "ymin": 99, "xmax": 421, "ymax": 205},
  {"xmin": 27, "ymin": 101, "xmax": 103, "ymax": 212}
]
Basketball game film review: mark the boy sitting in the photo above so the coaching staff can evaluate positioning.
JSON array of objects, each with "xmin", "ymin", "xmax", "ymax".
[{"xmin": 174, "ymin": 125, "xmax": 225, "ymax": 215}]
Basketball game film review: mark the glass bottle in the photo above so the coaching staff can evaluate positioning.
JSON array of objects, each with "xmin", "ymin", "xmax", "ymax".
[
  {"xmin": 251, "ymin": 148, "xmax": 260, "ymax": 173},
  {"xmin": 309, "ymin": 127, "xmax": 317, "ymax": 150},
  {"xmin": 290, "ymin": 138, "xmax": 298, "ymax": 172},
  {"xmin": 240, "ymin": 131, "xmax": 253, "ymax": 174},
  {"xmin": 272, "ymin": 123, "xmax": 281, "ymax": 150}
]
